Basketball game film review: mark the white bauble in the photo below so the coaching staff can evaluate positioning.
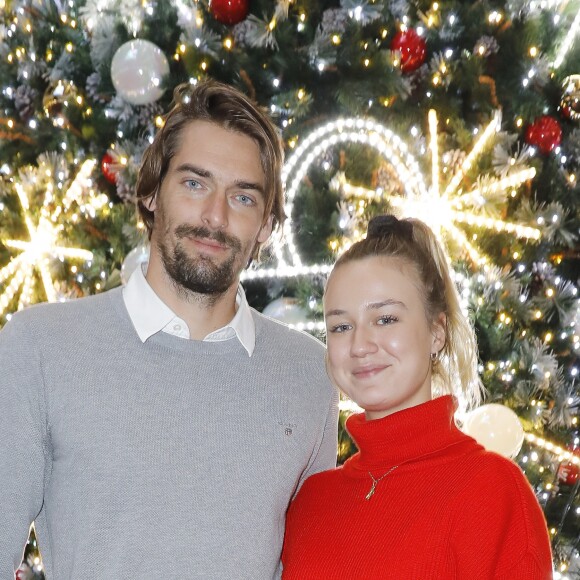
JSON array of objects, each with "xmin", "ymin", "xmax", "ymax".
[
  {"xmin": 110, "ymin": 39, "xmax": 169, "ymax": 105},
  {"xmin": 121, "ymin": 244, "xmax": 150, "ymax": 285},
  {"xmin": 461, "ymin": 403, "xmax": 524, "ymax": 458},
  {"xmin": 262, "ymin": 297, "xmax": 308, "ymax": 325}
]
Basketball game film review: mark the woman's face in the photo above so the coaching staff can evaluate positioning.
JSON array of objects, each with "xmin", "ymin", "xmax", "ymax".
[{"xmin": 324, "ymin": 256, "xmax": 445, "ymax": 420}]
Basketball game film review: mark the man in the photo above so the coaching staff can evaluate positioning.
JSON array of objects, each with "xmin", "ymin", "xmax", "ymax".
[{"xmin": 0, "ymin": 80, "xmax": 338, "ymax": 579}]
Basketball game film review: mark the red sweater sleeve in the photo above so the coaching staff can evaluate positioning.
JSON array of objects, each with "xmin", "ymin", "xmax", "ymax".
[{"xmin": 450, "ymin": 454, "xmax": 552, "ymax": 579}]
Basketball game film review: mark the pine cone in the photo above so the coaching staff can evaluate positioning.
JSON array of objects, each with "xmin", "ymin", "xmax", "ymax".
[
  {"xmin": 443, "ymin": 149, "xmax": 467, "ymax": 176},
  {"xmin": 85, "ymin": 72, "xmax": 107, "ymax": 104},
  {"xmin": 376, "ymin": 162, "xmax": 404, "ymax": 194},
  {"xmin": 14, "ymin": 84, "xmax": 38, "ymax": 121},
  {"xmin": 320, "ymin": 8, "xmax": 349, "ymax": 35},
  {"xmin": 232, "ymin": 20, "xmax": 253, "ymax": 48}
]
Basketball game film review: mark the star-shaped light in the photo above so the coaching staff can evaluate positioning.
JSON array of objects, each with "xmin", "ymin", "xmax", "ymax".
[
  {"xmin": 0, "ymin": 158, "xmax": 99, "ymax": 315},
  {"xmin": 243, "ymin": 110, "xmax": 540, "ymax": 295},
  {"xmin": 334, "ymin": 110, "xmax": 540, "ymax": 265}
]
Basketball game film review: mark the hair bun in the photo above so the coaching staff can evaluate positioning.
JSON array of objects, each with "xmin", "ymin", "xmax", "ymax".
[{"xmin": 367, "ymin": 215, "xmax": 413, "ymax": 240}]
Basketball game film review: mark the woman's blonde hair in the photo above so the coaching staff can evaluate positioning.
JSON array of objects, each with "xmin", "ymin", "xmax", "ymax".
[{"xmin": 330, "ymin": 215, "xmax": 483, "ymax": 408}]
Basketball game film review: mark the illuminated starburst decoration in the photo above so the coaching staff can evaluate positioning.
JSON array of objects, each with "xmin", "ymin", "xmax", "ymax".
[
  {"xmin": 0, "ymin": 155, "xmax": 107, "ymax": 316},
  {"xmin": 331, "ymin": 110, "xmax": 541, "ymax": 265},
  {"xmin": 243, "ymin": 111, "xmax": 540, "ymax": 290}
]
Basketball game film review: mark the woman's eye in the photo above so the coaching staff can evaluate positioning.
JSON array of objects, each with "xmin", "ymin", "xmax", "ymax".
[
  {"xmin": 328, "ymin": 323, "xmax": 351, "ymax": 334},
  {"xmin": 377, "ymin": 315, "xmax": 397, "ymax": 325}
]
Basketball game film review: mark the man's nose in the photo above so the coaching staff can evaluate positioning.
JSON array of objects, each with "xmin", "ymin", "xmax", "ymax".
[{"xmin": 201, "ymin": 191, "xmax": 228, "ymax": 230}]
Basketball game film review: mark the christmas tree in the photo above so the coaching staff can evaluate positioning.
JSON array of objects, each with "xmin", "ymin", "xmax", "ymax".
[{"xmin": 1, "ymin": 0, "xmax": 580, "ymax": 576}]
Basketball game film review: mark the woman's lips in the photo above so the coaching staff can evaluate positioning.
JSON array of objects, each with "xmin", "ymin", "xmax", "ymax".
[{"xmin": 352, "ymin": 365, "xmax": 390, "ymax": 379}]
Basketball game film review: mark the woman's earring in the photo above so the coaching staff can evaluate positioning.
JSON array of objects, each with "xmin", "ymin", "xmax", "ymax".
[{"xmin": 430, "ymin": 351, "xmax": 438, "ymax": 363}]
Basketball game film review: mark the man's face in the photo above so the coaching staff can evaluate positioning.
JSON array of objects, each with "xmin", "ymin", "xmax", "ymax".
[{"xmin": 148, "ymin": 120, "xmax": 272, "ymax": 297}]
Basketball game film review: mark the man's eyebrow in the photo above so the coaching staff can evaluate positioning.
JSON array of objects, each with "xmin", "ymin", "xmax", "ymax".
[
  {"xmin": 175, "ymin": 163, "xmax": 265, "ymax": 196},
  {"xmin": 175, "ymin": 163, "xmax": 212, "ymax": 178},
  {"xmin": 235, "ymin": 180, "xmax": 265, "ymax": 196}
]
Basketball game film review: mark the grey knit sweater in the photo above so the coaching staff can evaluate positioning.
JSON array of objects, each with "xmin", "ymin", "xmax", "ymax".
[{"xmin": 0, "ymin": 287, "xmax": 338, "ymax": 579}]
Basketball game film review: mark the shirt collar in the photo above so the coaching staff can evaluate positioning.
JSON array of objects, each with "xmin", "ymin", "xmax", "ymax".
[{"xmin": 122, "ymin": 265, "xmax": 255, "ymax": 356}]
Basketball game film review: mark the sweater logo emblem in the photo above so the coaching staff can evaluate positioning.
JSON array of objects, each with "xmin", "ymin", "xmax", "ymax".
[{"xmin": 278, "ymin": 421, "xmax": 297, "ymax": 436}]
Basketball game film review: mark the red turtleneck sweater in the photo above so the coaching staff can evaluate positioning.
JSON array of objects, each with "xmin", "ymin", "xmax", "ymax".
[{"xmin": 282, "ymin": 396, "xmax": 552, "ymax": 579}]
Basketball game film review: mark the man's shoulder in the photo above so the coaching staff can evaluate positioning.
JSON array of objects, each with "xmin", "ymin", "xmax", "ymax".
[
  {"xmin": 251, "ymin": 308, "xmax": 325, "ymax": 352},
  {"xmin": 4, "ymin": 287, "xmax": 123, "ymax": 332}
]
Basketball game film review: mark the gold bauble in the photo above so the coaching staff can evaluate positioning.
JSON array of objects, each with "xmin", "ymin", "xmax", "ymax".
[
  {"xmin": 42, "ymin": 80, "xmax": 77, "ymax": 118},
  {"xmin": 560, "ymin": 74, "xmax": 580, "ymax": 122}
]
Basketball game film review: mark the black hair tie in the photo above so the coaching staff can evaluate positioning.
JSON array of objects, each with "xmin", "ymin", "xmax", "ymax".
[{"xmin": 367, "ymin": 215, "xmax": 414, "ymax": 240}]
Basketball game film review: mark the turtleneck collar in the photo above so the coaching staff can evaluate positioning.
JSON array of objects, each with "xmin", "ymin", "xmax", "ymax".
[{"xmin": 343, "ymin": 395, "xmax": 474, "ymax": 474}]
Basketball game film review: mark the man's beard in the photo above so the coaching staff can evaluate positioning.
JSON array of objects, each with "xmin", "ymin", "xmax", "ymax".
[{"xmin": 158, "ymin": 224, "xmax": 248, "ymax": 297}]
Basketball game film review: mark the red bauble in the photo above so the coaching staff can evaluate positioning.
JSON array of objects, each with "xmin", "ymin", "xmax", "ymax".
[
  {"xmin": 101, "ymin": 152, "xmax": 117, "ymax": 184},
  {"xmin": 390, "ymin": 29, "xmax": 427, "ymax": 73},
  {"xmin": 210, "ymin": 0, "xmax": 250, "ymax": 25},
  {"xmin": 557, "ymin": 460, "xmax": 580, "ymax": 486},
  {"xmin": 524, "ymin": 115, "xmax": 562, "ymax": 155},
  {"xmin": 560, "ymin": 104, "xmax": 572, "ymax": 119}
]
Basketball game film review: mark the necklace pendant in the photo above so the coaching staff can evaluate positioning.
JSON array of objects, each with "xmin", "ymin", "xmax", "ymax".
[{"xmin": 365, "ymin": 481, "xmax": 377, "ymax": 501}]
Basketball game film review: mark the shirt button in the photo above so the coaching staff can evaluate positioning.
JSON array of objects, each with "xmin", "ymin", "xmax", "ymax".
[{"xmin": 173, "ymin": 324, "xmax": 181, "ymax": 331}]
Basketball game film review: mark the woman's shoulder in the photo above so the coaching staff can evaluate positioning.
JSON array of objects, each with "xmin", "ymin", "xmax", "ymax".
[
  {"xmin": 449, "ymin": 448, "xmax": 552, "ymax": 574},
  {"xmin": 446, "ymin": 449, "xmax": 552, "ymax": 578},
  {"xmin": 294, "ymin": 466, "xmax": 344, "ymax": 499},
  {"xmin": 457, "ymin": 446, "xmax": 531, "ymax": 491},
  {"xmin": 305, "ymin": 465, "xmax": 343, "ymax": 486},
  {"xmin": 453, "ymin": 447, "xmax": 545, "ymax": 522},
  {"xmin": 464, "ymin": 447, "xmax": 529, "ymax": 481}
]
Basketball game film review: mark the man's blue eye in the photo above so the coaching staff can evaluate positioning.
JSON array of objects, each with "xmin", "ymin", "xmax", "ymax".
[{"xmin": 237, "ymin": 194, "xmax": 255, "ymax": 205}]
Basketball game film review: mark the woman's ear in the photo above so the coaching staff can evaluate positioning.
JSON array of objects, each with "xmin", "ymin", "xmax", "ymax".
[{"xmin": 431, "ymin": 312, "xmax": 447, "ymax": 354}]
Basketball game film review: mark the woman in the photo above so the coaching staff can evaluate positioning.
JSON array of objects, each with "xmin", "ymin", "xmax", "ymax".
[{"xmin": 282, "ymin": 215, "xmax": 552, "ymax": 579}]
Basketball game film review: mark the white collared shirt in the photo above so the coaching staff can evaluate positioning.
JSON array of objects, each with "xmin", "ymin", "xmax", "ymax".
[{"xmin": 122, "ymin": 265, "xmax": 255, "ymax": 356}]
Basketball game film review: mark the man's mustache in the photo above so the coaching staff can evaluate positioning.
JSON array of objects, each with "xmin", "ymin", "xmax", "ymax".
[{"xmin": 174, "ymin": 225, "xmax": 242, "ymax": 251}]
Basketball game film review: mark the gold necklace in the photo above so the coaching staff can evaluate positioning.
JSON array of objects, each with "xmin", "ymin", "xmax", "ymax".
[{"xmin": 365, "ymin": 465, "xmax": 399, "ymax": 500}]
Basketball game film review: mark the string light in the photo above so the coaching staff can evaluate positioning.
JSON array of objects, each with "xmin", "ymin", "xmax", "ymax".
[
  {"xmin": 526, "ymin": 434, "xmax": 580, "ymax": 466},
  {"xmin": 241, "ymin": 263, "xmax": 333, "ymax": 281},
  {"xmin": 428, "ymin": 110, "xmax": 439, "ymax": 198},
  {"xmin": 553, "ymin": 7, "xmax": 580, "ymax": 68},
  {"xmin": 276, "ymin": 117, "xmax": 428, "ymax": 272},
  {"xmin": 528, "ymin": 0, "xmax": 566, "ymax": 10},
  {"xmin": 286, "ymin": 320, "xmax": 325, "ymax": 333}
]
